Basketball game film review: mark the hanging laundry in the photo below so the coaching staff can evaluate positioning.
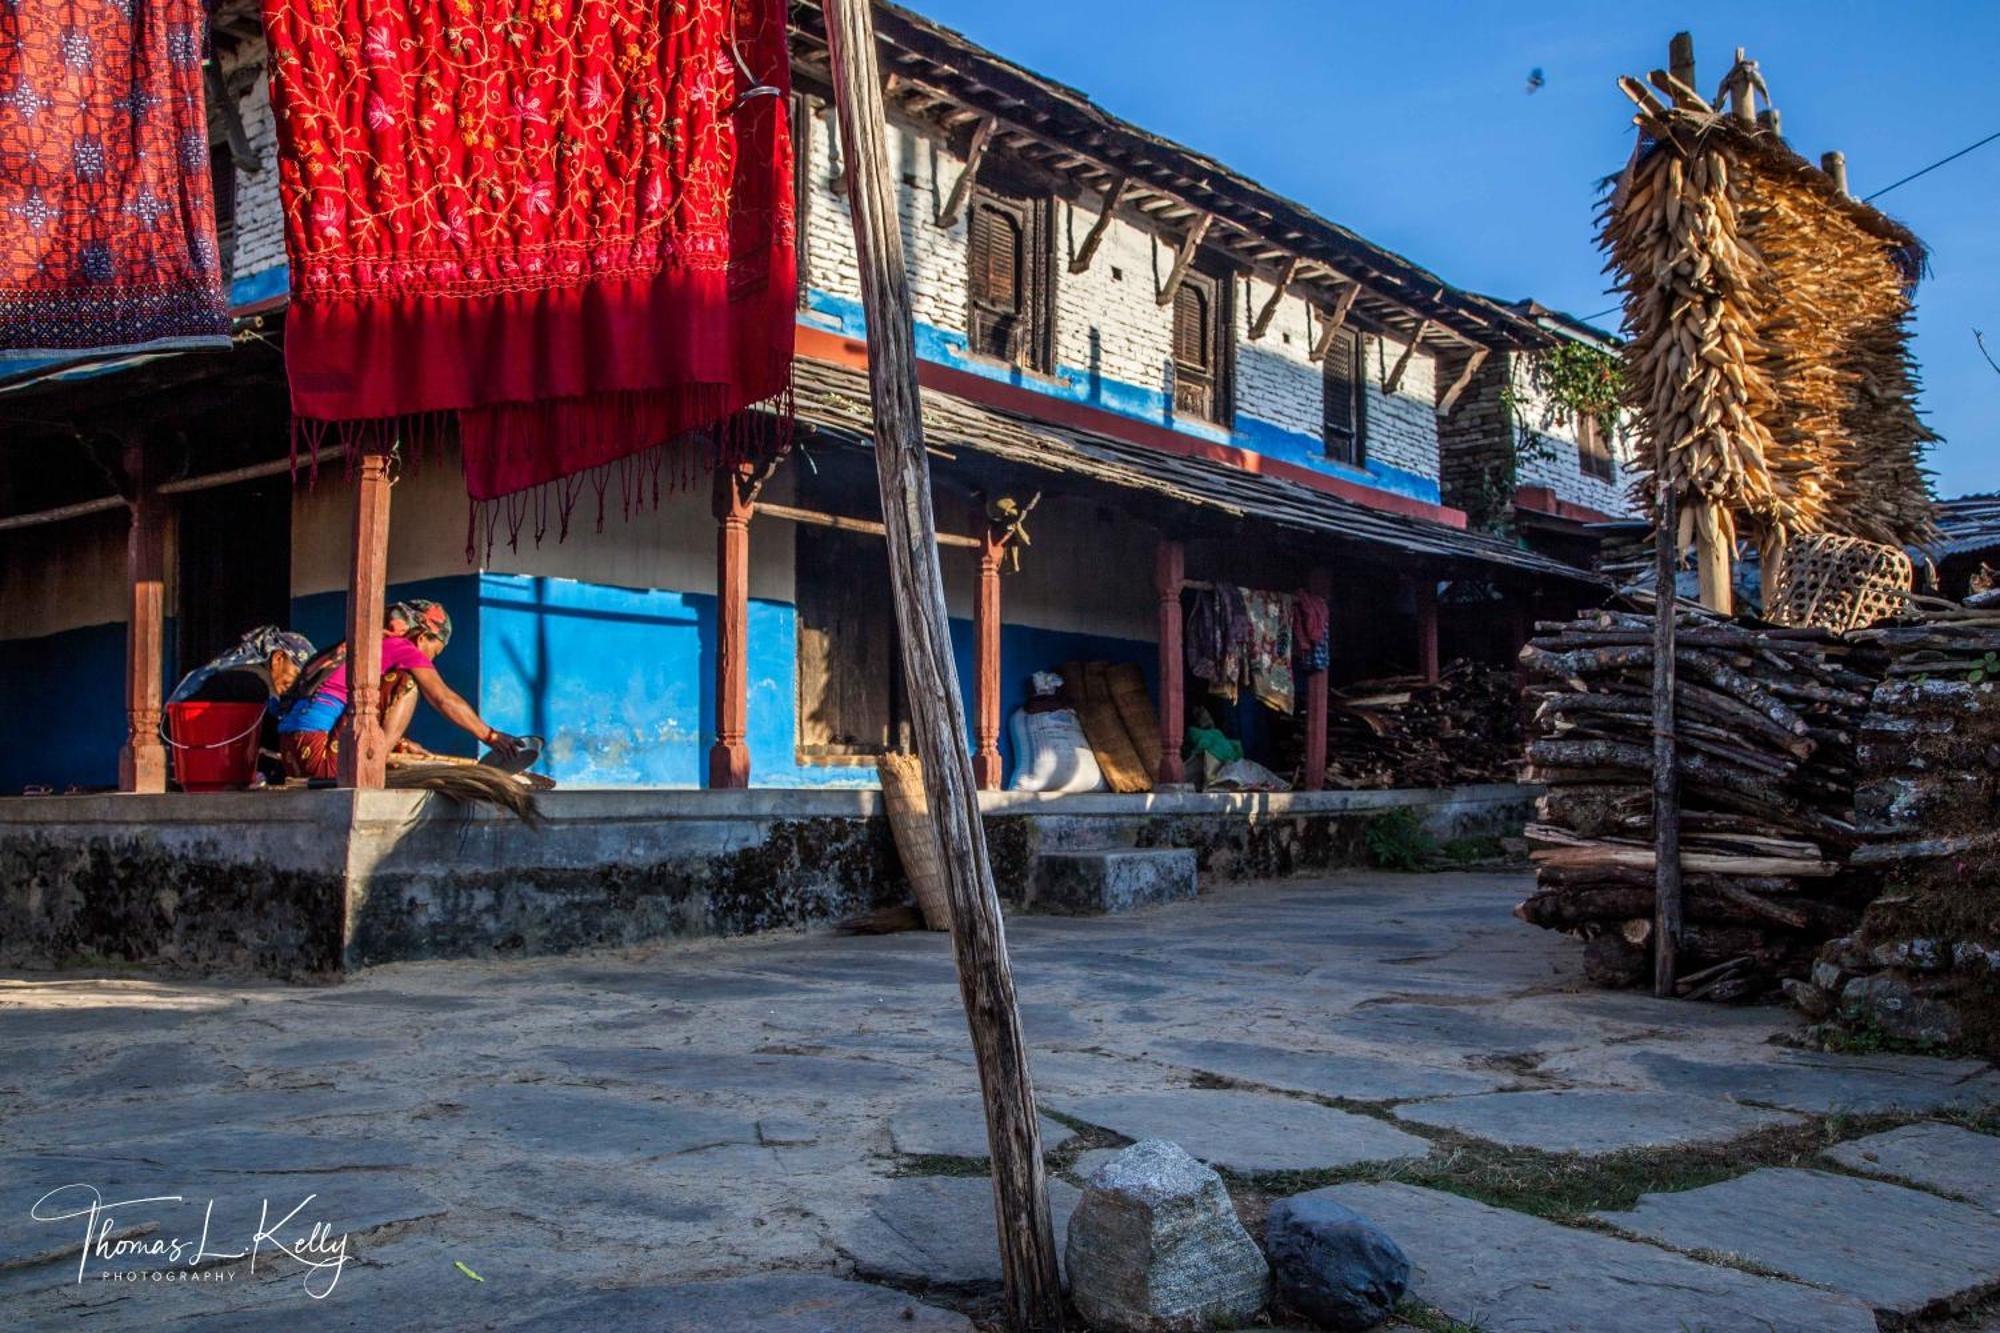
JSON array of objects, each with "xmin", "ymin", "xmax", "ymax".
[
  {"xmin": 1241, "ymin": 588, "xmax": 1295, "ymax": 714},
  {"xmin": 1216, "ymin": 584, "xmax": 1250, "ymax": 704},
  {"xmin": 1294, "ymin": 589, "xmax": 1330, "ymax": 674},
  {"xmin": 0, "ymin": 0, "xmax": 230, "ymax": 360},
  {"xmin": 1186, "ymin": 587, "xmax": 1227, "ymax": 687},
  {"xmin": 263, "ymin": 0, "xmax": 796, "ymax": 524}
]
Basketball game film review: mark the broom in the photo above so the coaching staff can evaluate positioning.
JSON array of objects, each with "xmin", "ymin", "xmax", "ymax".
[{"xmin": 385, "ymin": 760, "xmax": 544, "ymax": 827}]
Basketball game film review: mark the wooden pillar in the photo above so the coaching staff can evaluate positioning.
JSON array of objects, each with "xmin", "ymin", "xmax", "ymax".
[
  {"xmin": 1302, "ymin": 566, "xmax": 1331, "ymax": 792},
  {"xmin": 117, "ymin": 436, "xmax": 167, "ymax": 794},
  {"xmin": 1414, "ymin": 576, "xmax": 1440, "ymax": 684},
  {"xmin": 709, "ymin": 465, "xmax": 754, "ymax": 789},
  {"xmin": 1692, "ymin": 498, "xmax": 1733, "ymax": 615},
  {"xmin": 822, "ymin": 2, "xmax": 1065, "ymax": 1325},
  {"xmin": 973, "ymin": 529, "xmax": 1004, "ymax": 790},
  {"xmin": 1155, "ymin": 538, "xmax": 1186, "ymax": 786},
  {"xmin": 337, "ymin": 447, "xmax": 393, "ymax": 789}
]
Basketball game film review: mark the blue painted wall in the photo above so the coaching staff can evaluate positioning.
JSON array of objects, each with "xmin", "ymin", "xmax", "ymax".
[
  {"xmin": 0, "ymin": 620, "xmax": 158, "ymax": 794},
  {"xmin": 289, "ymin": 574, "xmax": 483, "ymax": 758},
  {"xmin": 804, "ymin": 289, "xmax": 1442, "ymax": 506}
]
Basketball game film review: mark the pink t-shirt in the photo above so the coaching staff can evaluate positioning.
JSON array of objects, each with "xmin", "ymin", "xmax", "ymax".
[{"xmin": 316, "ymin": 635, "xmax": 432, "ymax": 708}]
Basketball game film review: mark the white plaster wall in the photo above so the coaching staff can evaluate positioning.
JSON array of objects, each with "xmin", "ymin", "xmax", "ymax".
[
  {"xmin": 1363, "ymin": 330, "xmax": 1440, "ymax": 481},
  {"xmin": 1507, "ymin": 353, "xmax": 1640, "ymax": 516},
  {"xmin": 1053, "ymin": 195, "xmax": 1177, "ymax": 401},
  {"xmin": 289, "ymin": 459, "xmax": 481, "ymax": 598},
  {"xmin": 1233, "ymin": 272, "xmax": 1324, "ymax": 440}
]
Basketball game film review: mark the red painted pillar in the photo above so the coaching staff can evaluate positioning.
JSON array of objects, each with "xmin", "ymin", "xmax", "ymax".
[
  {"xmin": 1155, "ymin": 538, "xmax": 1186, "ymax": 786},
  {"xmin": 1303, "ymin": 566, "xmax": 1331, "ymax": 791},
  {"xmin": 709, "ymin": 465, "xmax": 754, "ymax": 788},
  {"xmin": 1414, "ymin": 575, "xmax": 1441, "ymax": 684},
  {"xmin": 118, "ymin": 436, "xmax": 167, "ymax": 794},
  {"xmin": 973, "ymin": 529, "xmax": 1004, "ymax": 790},
  {"xmin": 338, "ymin": 446, "xmax": 393, "ymax": 789}
]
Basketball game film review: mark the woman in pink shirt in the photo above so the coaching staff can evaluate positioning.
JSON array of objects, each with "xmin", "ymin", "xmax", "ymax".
[{"xmin": 278, "ymin": 599, "xmax": 521, "ymax": 780}]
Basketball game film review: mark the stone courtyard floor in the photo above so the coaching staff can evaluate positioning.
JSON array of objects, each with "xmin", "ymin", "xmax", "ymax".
[{"xmin": 6, "ymin": 870, "xmax": 2000, "ymax": 1331}]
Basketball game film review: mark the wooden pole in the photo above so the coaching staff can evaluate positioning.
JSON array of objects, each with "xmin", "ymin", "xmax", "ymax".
[
  {"xmin": 1414, "ymin": 577, "xmax": 1441, "ymax": 684},
  {"xmin": 820, "ymin": 4, "xmax": 1065, "ymax": 1327},
  {"xmin": 117, "ymin": 435, "xmax": 167, "ymax": 794},
  {"xmin": 1302, "ymin": 566, "xmax": 1331, "ymax": 791},
  {"xmin": 710, "ymin": 464, "xmax": 754, "ymax": 789},
  {"xmin": 1668, "ymin": 31, "xmax": 1696, "ymax": 95},
  {"xmin": 1155, "ymin": 537, "xmax": 1187, "ymax": 786},
  {"xmin": 973, "ymin": 527, "xmax": 1004, "ymax": 790},
  {"xmin": 337, "ymin": 445, "xmax": 393, "ymax": 789},
  {"xmin": 1653, "ymin": 481, "xmax": 1683, "ymax": 996},
  {"xmin": 1693, "ymin": 498, "xmax": 1733, "ymax": 615},
  {"xmin": 1821, "ymin": 150, "xmax": 1849, "ymax": 197}
]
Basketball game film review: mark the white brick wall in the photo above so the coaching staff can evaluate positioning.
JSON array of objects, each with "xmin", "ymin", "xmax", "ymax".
[
  {"xmin": 216, "ymin": 43, "xmax": 286, "ymax": 283},
  {"xmin": 1363, "ymin": 330, "xmax": 1440, "ymax": 481},
  {"xmin": 1507, "ymin": 354, "xmax": 1640, "ymax": 516}
]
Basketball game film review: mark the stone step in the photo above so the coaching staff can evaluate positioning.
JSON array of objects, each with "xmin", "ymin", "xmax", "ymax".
[{"xmin": 1029, "ymin": 848, "xmax": 1197, "ymax": 915}]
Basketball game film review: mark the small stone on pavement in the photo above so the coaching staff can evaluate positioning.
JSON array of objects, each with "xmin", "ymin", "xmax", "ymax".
[{"xmin": 1265, "ymin": 1191, "xmax": 1409, "ymax": 1331}]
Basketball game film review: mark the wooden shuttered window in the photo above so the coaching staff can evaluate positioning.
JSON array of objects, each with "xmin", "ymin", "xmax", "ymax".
[
  {"xmin": 1171, "ymin": 270, "xmax": 1228, "ymax": 424},
  {"xmin": 966, "ymin": 186, "xmax": 1053, "ymax": 371},
  {"xmin": 1323, "ymin": 327, "xmax": 1366, "ymax": 465},
  {"xmin": 1577, "ymin": 412, "xmax": 1614, "ymax": 481}
]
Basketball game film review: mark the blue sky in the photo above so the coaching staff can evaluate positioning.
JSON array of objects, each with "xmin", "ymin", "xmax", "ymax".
[{"xmin": 907, "ymin": 0, "xmax": 1999, "ymax": 496}]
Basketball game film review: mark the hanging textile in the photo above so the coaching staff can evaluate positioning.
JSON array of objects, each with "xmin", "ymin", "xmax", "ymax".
[
  {"xmin": 1293, "ymin": 589, "xmax": 1330, "ymax": 675},
  {"xmin": 0, "ymin": 0, "xmax": 230, "ymax": 360},
  {"xmin": 1186, "ymin": 588, "xmax": 1227, "ymax": 687},
  {"xmin": 1241, "ymin": 589, "xmax": 1294, "ymax": 714},
  {"xmin": 263, "ymin": 0, "xmax": 796, "ymax": 516}
]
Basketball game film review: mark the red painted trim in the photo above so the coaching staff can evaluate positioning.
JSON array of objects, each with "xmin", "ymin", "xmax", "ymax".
[
  {"xmin": 973, "ymin": 530, "xmax": 1004, "ymax": 791},
  {"xmin": 795, "ymin": 324, "xmax": 1468, "ymax": 530},
  {"xmin": 1513, "ymin": 484, "xmax": 1618, "ymax": 526},
  {"xmin": 708, "ymin": 466, "xmax": 753, "ymax": 789}
]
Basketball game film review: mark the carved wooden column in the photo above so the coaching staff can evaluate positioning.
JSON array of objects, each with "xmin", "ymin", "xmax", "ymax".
[
  {"xmin": 338, "ymin": 446, "xmax": 394, "ymax": 789},
  {"xmin": 1414, "ymin": 575, "xmax": 1440, "ymax": 685},
  {"xmin": 117, "ymin": 435, "xmax": 167, "ymax": 793},
  {"xmin": 709, "ymin": 464, "xmax": 754, "ymax": 789},
  {"xmin": 973, "ymin": 528, "xmax": 1004, "ymax": 790},
  {"xmin": 1155, "ymin": 538, "xmax": 1186, "ymax": 785},
  {"xmin": 1302, "ymin": 566, "xmax": 1331, "ymax": 792}
]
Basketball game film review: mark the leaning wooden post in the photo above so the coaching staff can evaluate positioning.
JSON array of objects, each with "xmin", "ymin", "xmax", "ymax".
[
  {"xmin": 820, "ymin": 3, "xmax": 1065, "ymax": 1328},
  {"xmin": 1653, "ymin": 486, "xmax": 1683, "ymax": 996},
  {"xmin": 337, "ymin": 445, "xmax": 393, "ymax": 789},
  {"xmin": 709, "ymin": 464, "xmax": 754, "ymax": 789},
  {"xmin": 1413, "ymin": 576, "xmax": 1441, "ymax": 684},
  {"xmin": 118, "ymin": 434, "xmax": 167, "ymax": 794},
  {"xmin": 1302, "ymin": 566, "xmax": 1331, "ymax": 791},
  {"xmin": 973, "ymin": 527, "xmax": 1005, "ymax": 790},
  {"xmin": 1155, "ymin": 537, "xmax": 1187, "ymax": 786}
]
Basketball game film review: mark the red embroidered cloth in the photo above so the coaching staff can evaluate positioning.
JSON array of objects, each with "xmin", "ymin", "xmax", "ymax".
[
  {"xmin": 263, "ymin": 0, "xmax": 795, "ymax": 501},
  {"xmin": 0, "ymin": 0, "xmax": 230, "ymax": 360}
]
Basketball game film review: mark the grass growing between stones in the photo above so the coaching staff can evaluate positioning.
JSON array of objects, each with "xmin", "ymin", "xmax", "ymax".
[{"xmin": 1390, "ymin": 1299, "xmax": 1487, "ymax": 1333}]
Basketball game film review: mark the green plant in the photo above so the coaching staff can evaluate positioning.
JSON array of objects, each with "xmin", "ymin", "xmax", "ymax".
[
  {"xmin": 1364, "ymin": 808, "xmax": 1437, "ymax": 872},
  {"xmin": 1967, "ymin": 651, "xmax": 1998, "ymax": 684},
  {"xmin": 1521, "ymin": 340, "xmax": 1626, "ymax": 439}
]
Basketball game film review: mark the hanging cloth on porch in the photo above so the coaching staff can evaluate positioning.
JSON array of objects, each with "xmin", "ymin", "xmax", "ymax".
[
  {"xmin": 1241, "ymin": 588, "xmax": 1295, "ymax": 714},
  {"xmin": 0, "ymin": 0, "xmax": 230, "ymax": 360},
  {"xmin": 262, "ymin": 0, "xmax": 796, "ymax": 518}
]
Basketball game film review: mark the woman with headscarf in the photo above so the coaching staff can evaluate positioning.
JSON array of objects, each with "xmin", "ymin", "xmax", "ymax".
[{"xmin": 276, "ymin": 599, "xmax": 522, "ymax": 780}]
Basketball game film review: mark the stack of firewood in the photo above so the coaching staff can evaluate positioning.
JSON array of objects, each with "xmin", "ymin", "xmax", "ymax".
[
  {"xmin": 1516, "ymin": 609, "xmax": 1884, "ymax": 999},
  {"xmin": 1326, "ymin": 660, "xmax": 1523, "ymax": 790}
]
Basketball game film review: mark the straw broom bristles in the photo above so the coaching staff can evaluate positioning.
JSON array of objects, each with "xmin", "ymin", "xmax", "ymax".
[{"xmin": 386, "ymin": 762, "xmax": 545, "ymax": 827}]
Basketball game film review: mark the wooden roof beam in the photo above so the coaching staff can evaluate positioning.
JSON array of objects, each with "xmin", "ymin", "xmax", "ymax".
[
  {"xmin": 1155, "ymin": 213, "xmax": 1212, "ymax": 306},
  {"xmin": 934, "ymin": 116, "xmax": 996, "ymax": 229},
  {"xmin": 1069, "ymin": 175, "xmax": 1129, "ymax": 274},
  {"xmin": 1247, "ymin": 255, "xmax": 1301, "ymax": 341},
  {"xmin": 1309, "ymin": 283, "xmax": 1361, "ymax": 362},
  {"xmin": 1384, "ymin": 318, "xmax": 1433, "ymax": 394},
  {"xmin": 1435, "ymin": 346, "xmax": 1490, "ymax": 417}
]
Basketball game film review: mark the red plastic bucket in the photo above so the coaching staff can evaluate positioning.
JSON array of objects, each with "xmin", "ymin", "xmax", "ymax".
[{"xmin": 164, "ymin": 702, "xmax": 266, "ymax": 791}]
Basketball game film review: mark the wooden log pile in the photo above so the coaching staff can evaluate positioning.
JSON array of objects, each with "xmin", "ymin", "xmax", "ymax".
[
  {"xmin": 1325, "ymin": 660, "xmax": 1523, "ymax": 790},
  {"xmin": 1516, "ymin": 609, "xmax": 1885, "ymax": 999}
]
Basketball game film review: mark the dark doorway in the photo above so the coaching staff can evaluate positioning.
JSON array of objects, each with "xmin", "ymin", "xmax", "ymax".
[{"xmin": 175, "ymin": 478, "xmax": 292, "ymax": 676}]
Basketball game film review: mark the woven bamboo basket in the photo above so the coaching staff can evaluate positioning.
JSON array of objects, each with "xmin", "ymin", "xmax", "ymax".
[
  {"xmin": 876, "ymin": 751, "xmax": 950, "ymax": 931},
  {"xmin": 1765, "ymin": 532, "xmax": 1913, "ymax": 632},
  {"xmin": 1106, "ymin": 662, "xmax": 1161, "ymax": 776},
  {"xmin": 1074, "ymin": 661, "xmax": 1152, "ymax": 793}
]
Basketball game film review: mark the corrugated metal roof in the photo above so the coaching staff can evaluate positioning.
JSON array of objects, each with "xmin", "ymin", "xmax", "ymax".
[
  {"xmin": 1929, "ymin": 493, "xmax": 2000, "ymax": 560},
  {"xmin": 791, "ymin": 356, "xmax": 1606, "ymax": 587}
]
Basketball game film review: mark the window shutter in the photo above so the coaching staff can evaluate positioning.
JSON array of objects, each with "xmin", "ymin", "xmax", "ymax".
[
  {"xmin": 968, "ymin": 201, "xmax": 1024, "ymax": 360},
  {"xmin": 1578, "ymin": 413, "xmax": 1613, "ymax": 481},
  {"xmin": 1324, "ymin": 328, "xmax": 1364, "ymax": 464},
  {"xmin": 1172, "ymin": 281, "xmax": 1218, "ymax": 420}
]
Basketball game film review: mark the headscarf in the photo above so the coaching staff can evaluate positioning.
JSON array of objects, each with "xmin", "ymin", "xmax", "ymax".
[{"xmin": 389, "ymin": 599, "xmax": 453, "ymax": 648}]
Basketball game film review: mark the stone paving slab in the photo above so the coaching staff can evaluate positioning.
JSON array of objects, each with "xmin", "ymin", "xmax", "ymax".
[
  {"xmin": 1146, "ymin": 1038, "xmax": 1508, "ymax": 1102},
  {"xmin": 1825, "ymin": 1122, "xmax": 2000, "ymax": 1209},
  {"xmin": 1054, "ymin": 1090, "xmax": 1429, "ymax": 1174},
  {"xmin": 840, "ymin": 1175, "xmax": 1082, "ymax": 1288},
  {"xmin": 507, "ymin": 1272, "xmax": 974, "ymax": 1331},
  {"xmin": 1323, "ymin": 1181, "xmax": 1876, "ymax": 1332},
  {"xmin": 1631, "ymin": 1049, "xmax": 2000, "ymax": 1114},
  {"xmin": 1393, "ymin": 1088, "xmax": 1800, "ymax": 1155},
  {"xmin": 456, "ymin": 1083, "xmax": 758, "ymax": 1158},
  {"xmin": 886, "ymin": 1097, "xmax": 1076, "ymax": 1159},
  {"xmin": 535, "ymin": 1047, "xmax": 921, "ymax": 1095},
  {"xmin": 1598, "ymin": 1167, "xmax": 2000, "ymax": 1316},
  {"xmin": 4, "ymin": 1089, "xmax": 418, "ymax": 1153},
  {"xmin": 1330, "ymin": 1002, "xmax": 1567, "ymax": 1056}
]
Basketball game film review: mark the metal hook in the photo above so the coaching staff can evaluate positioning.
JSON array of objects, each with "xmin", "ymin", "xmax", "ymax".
[{"xmin": 721, "ymin": 33, "xmax": 781, "ymax": 115}]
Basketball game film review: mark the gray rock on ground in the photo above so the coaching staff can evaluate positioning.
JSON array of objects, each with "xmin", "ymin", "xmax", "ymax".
[
  {"xmin": 1265, "ymin": 1192, "xmax": 1409, "ymax": 1331},
  {"xmin": 1065, "ymin": 1139, "xmax": 1270, "ymax": 1332},
  {"xmin": 1824, "ymin": 1122, "xmax": 2000, "ymax": 1209}
]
